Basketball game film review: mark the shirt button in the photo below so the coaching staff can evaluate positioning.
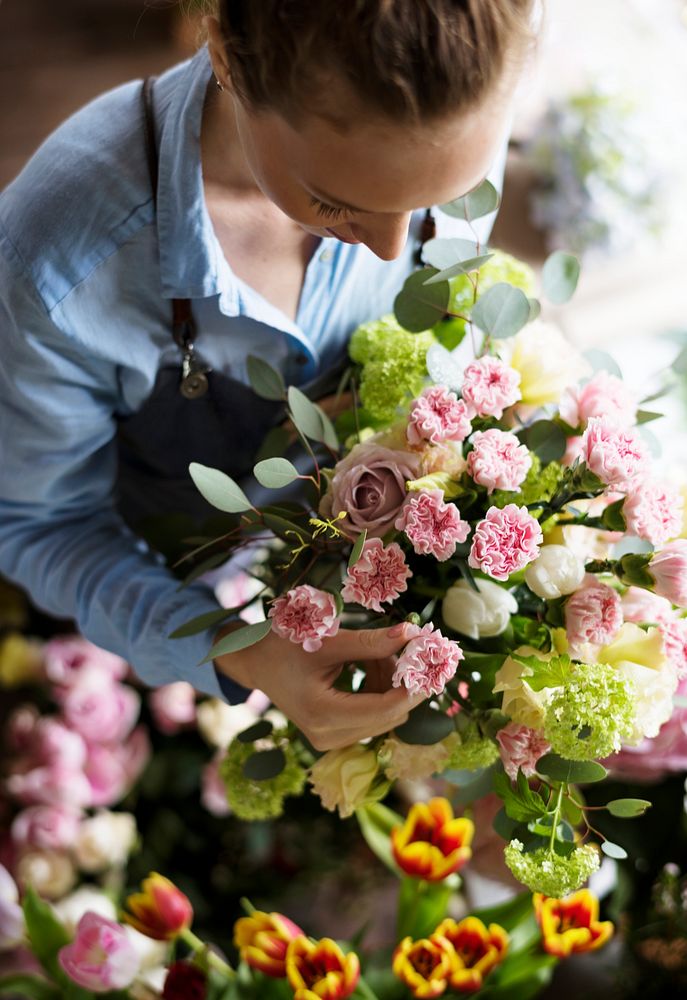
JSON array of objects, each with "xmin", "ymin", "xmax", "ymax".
[
  {"xmin": 295, "ymin": 353, "xmax": 308, "ymax": 366},
  {"xmin": 319, "ymin": 249, "xmax": 333, "ymax": 263}
]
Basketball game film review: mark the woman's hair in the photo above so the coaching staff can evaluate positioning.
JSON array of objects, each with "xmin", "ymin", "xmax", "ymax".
[{"xmin": 209, "ymin": 0, "xmax": 536, "ymax": 124}]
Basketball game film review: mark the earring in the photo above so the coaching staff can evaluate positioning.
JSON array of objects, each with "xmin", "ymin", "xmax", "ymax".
[{"xmin": 215, "ymin": 79, "xmax": 224, "ymax": 92}]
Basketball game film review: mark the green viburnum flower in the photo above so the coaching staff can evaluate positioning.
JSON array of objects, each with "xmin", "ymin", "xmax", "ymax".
[
  {"xmin": 349, "ymin": 315, "xmax": 435, "ymax": 365},
  {"xmin": 504, "ymin": 840, "xmax": 600, "ymax": 897},
  {"xmin": 492, "ymin": 456, "xmax": 564, "ymax": 511},
  {"xmin": 446, "ymin": 724, "xmax": 500, "ymax": 772},
  {"xmin": 220, "ymin": 732, "xmax": 307, "ymax": 821},
  {"xmin": 544, "ymin": 662, "xmax": 635, "ymax": 760}
]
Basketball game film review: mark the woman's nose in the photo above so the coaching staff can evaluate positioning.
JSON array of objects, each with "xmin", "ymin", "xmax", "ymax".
[{"xmin": 353, "ymin": 212, "xmax": 413, "ymax": 261}]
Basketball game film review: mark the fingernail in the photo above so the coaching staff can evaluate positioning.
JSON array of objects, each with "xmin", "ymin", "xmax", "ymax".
[{"xmin": 387, "ymin": 623, "xmax": 406, "ymax": 638}]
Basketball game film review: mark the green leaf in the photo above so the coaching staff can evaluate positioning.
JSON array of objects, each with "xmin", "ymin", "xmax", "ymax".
[
  {"xmin": 255, "ymin": 426, "xmax": 292, "ymax": 463},
  {"xmin": 394, "ymin": 704, "xmax": 454, "ymax": 745},
  {"xmin": 189, "ymin": 463, "xmax": 253, "ymax": 513},
  {"xmin": 0, "ymin": 976, "xmax": 61, "ymax": 1000},
  {"xmin": 423, "ymin": 253, "xmax": 494, "ymax": 285},
  {"xmin": 601, "ymin": 840, "xmax": 628, "ymax": 860},
  {"xmin": 513, "ymin": 652, "xmax": 573, "ymax": 692},
  {"xmin": 356, "ymin": 802, "xmax": 405, "ymax": 876},
  {"xmin": 635, "ymin": 408, "xmax": 663, "ymax": 425},
  {"xmin": 425, "ymin": 342, "xmax": 464, "ymax": 390},
  {"xmin": 398, "ymin": 877, "xmax": 453, "ymax": 941},
  {"xmin": 517, "ymin": 420, "xmax": 567, "ymax": 464},
  {"xmin": 286, "ymin": 387, "xmax": 338, "ymax": 449},
  {"xmin": 169, "ymin": 606, "xmax": 238, "ymax": 639},
  {"xmin": 471, "ymin": 283, "xmax": 530, "ymax": 339},
  {"xmin": 439, "ymin": 178, "xmax": 500, "ymax": 221},
  {"xmin": 254, "ymin": 457, "xmax": 300, "ymax": 489},
  {"xmin": 583, "ymin": 349, "xmax": 622, "ymax": 378},
  {"xmin": 242, "ymin": 747, "xmax": 286, "ymax": 780},
  {"xmin": 672, "ymin": 343, "xmax": 687, "ymax": 375},
  {"xmin": 393, "ymin": 268, "xmax": 450, "ymax": 332},
  {"xmin": 348, "ymin": 529, "xmax": 368, "ymax": 570},
  {"xmin": 176, "ymin": 551, "xmax": 231, "ymax": 590},
  {"xmin": 422, "ymin": 237, "xmax": 480, "ymax": 270},
  {"xmin": 536, "ymin": 754, "xmax": 608, "ymax": 784},
  {"xmin": 607, "ymin": 798, "xmax": 652, "ymax": 818},
  {"xmin": 246, "ymin": 355, "xmax": 286, "ymax": 401},
  {"xmin": 527, "ymin": 297, "xmax": 541, "ymax": 322},
  {"xmin": 237, "ymin": 719, "xmax": 274, "ymax": 743},
  {"xmin": 22, "ymin": 888, "xmax": 90, "ymax": 999},
  {"xmin": 542, "ymin": 251, "xmax": 581, "ymax": 304},
  {"xmin": 493, "ymin": 769, "xmax": 548, "ymax": 823},
  {"xmin": 262, "ymin": 512, "xmax": 313, "ymax": 542},
  {"xmin": 201, "ymin": 620, "xmax": 272, "ymax": 663}
]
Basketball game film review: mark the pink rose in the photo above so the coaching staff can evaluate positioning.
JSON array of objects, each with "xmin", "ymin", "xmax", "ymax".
[
  {"xmin": 269, "ymin": 585, "xmax": 340, "ymax": 652},
  {"xmin": 650, "ymin": 540, "xmax": 687, "ymax": 608},
  {"xmin": 406, "ymin": 386, "xmax": 473, "ymax": 446},
  {"xmin": 461, "ymin": 357, "xmax": 521, "ymax": 419},
  {"xmin": 468, "ymin": 504, "xmax": 543, "ymax": 581},
  {"xmin": 466, "ymin": 429, "xmax": 532, "ymax": 494},
  {"xmin": 581, "ymin": 416, "xmax": 650, "ymax": 486},
  {"xmin": 395, "ymin": 490, "xmax": 470, "ymax": 562},
  {"xmin": 201, "ymin": 755, "xmax": 231, "ymax": 817},
  {"xmin": 11, "ymin": 805, "xmax": 82, "ymax": 852},
  {"xmin": 341, "ymin": 539, "xmax": 412, "ymax": 612},
  {"xmin": 496, "ymin": 723, "xmax": 551, "ymax": 781},
  {"xmin": 622, "ymin": 481, "xmax": 684, "ymax": 547},
  {"xmin": 61, "ymin": 680, "xmax": 140, "ymax": 745},
  {"xmin": 149, "ymin": 682, "xmax": 196, "ymax": 735},
  {"xmin": 662, "ymin": 619, "xmax": 687, "ymax": 676},
  {"xmin": 83, "ymin": 745, "xmax": 130, "ymax": 808},
  {"xmin": 565, "ymin": 578, "xmax": 623, "ymax": 653},
  {"xmin": 120, "ymin": 726, "xmax": 152, "ymax": 787},
  {"xmin": 320, "ymin": 441, "xmax": 420, "ymax": 538},
  {"xmin": 35, "ymin": 719, "xmax": 88, "ymax": 771},
  {"xmin": 392, "ymin": 623, "xmax": 464, "ymax": 697},
  {"xmin": 43, "ymin": 636, "xmax": 128, "ymax": 687},
  {"xmin": 621, "ymin": 587, "xmax": 675, "ymax": 626},
  {"xmin": 559, "ymin": 371, "xmax": 637, "ymax": 429},
  {"xmin": 7, "ymin": 765, "xmax": 92, "ymax": 809},
  {"xmin": 58, "ymin": 912, "xmax": 139, "ymax": 993}
]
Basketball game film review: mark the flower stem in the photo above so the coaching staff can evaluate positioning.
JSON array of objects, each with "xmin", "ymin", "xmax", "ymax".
[
  {"xmin": 179, "ymin": 928, "xmax": 235, "ymax": 979},
  {"xmin": 356, "ymin": 977, "xmax": 382, "ymax": 1000},
  {"xmin": 548, "ymin": 783, "xmax": 565, "ymax": 855}
]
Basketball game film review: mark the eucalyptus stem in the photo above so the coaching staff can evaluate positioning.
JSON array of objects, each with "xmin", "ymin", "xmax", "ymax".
[
  {"xmin": 548, "ymin": 784, "xmax": 565, "ymax": 855},
  {"xmin": 179, "ymin": 928, "xmax": 235, "ymax": 980}
]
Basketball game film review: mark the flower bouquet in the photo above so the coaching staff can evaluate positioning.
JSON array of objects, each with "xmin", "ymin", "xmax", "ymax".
[{"xmin": 175, "ymin": 180, "xmax": 687, "ymax": 902}]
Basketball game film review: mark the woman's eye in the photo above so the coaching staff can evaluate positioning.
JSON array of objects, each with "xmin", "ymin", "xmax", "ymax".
[{"xmin": 309, "ymin": 196, "xmax": 347, "ymax": 220}]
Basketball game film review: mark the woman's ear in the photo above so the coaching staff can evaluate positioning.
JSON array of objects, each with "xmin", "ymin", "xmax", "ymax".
[{"xmin": 204, "ymin": 15, "xmax": 231, "ymax": 91}]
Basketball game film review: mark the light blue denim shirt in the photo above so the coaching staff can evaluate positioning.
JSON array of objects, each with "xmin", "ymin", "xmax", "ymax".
[{"xmin": 0, "ymin": 46, "xmax": 506, "ymax": 699}]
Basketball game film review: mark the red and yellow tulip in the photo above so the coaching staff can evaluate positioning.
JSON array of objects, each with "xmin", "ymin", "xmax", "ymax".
[
  {"xmin": 534, "ymin": 890, "xmax": 614, "ymax": 957},
  {"xmin": 233, "ymin": 910, "xmax": 304, "ymax": 978},
  {"xmin": 433, "ymin": 916, "xmax": 508, "ymax": 993},
  {"xmin": 122, "ymin": 872, "xmax": 193, "ymax": 941},
  {"xmin": 391, "ymin": 798, "xmax": 474, "ymax": 882},
  {"xmin": 392, "ymin": 935, "xmax": 456, "ymax": 999},
  {"xmin": 286, "ymin": 936, "xmax": 360, "ymax": 1000}
]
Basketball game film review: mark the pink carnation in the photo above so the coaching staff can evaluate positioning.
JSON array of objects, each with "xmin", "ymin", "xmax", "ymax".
[
  {"xmin": 466, "ymin": 429, "xmax": 532, "ymax": 495},
  {"xmin": 581, "ymin": 416, "xmax": 650, "ymax": 486},
  {"xmin": 395, "ymin": 489, "xmax": 470, "ymax": 562},
  {"xmin": 392, "ymin": 623, "xmax": 464, "ymax": 697},
  {"xmin": 341, "ymin": 539, "xmax": 412, "ymax": 612},
  {"xmin": 565, "ymin": 579, "xmax": 623, "ymax": 652},
  {"xmin": 11, "ymin": 805, "xmax": 82, "ymax": 852},
  {"xmin": 269, "ymin": 584, "xmax": 340, "ymax": 652},
  {"xmin": 622, "ymin": 481, "xmax": 684, "ymax": 546},
  {"xmin": 468, "ymin": 504, "xmax": 543, "ymax": 581},
  {"xmin": 461, "ymin": 357, "xmax": 521, "ymax": 419},
  {"xmin": 650, "ymin": 540, "xmax": 687, "ymax": 608},
  {"xmin": 406, "ymin": 386, "xmax": 473, "ymax": 447},
  {"xmin": 559, "ymin": 371, "xmax": 637, "ymax": 429},
  {"xmin": 621, "ymin": 587, "xmax": 675, "ymax": 626},
  {"xmin": 562, "ymin": 434, "xmax": 584, "ymax": 468},
  {"xmin": 662, "ymin": 619, "xmax": 687, "ymax": 676},
  {"xmin": 496, "ymin": 723, "xmax": 551, "ymax": 781}
]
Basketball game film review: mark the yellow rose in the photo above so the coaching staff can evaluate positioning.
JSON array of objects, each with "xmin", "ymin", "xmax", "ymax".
[
  {"xmin": 493, "ymin": 646, "xmax": 550, "ymax": 729},
  {"xmin": 598, "ymin": 623, "xmax": 667, "ymax": 672},
  {"xmin": 497, "ymin": 321, "xmax": 590, "ymax": 406},
  {"xmin": 309, "ymin": 744, "xmax": 383, "ymax": 819},
  {"xmin": 0, "ymin": 633, "xmax": 43, "ymax": 687}
]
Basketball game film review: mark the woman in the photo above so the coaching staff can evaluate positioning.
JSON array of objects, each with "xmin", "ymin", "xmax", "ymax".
[{"xmin": 0, "ymin": 1, "xmax": 533, "ymax": 749}]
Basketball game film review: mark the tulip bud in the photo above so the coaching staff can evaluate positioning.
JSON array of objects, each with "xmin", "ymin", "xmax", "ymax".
[
  {"xmin": 524, "ymin": 544, "xmax": 585, "ymax": 599},
  {"xmin": 442, "ymin": 579, "xmax": 517, "ymax": 639},
  {"xmin": 123, "ymin": 873, "xmax": 193, "ymax": 941},
  {"xmin": 234, "ymin": 911, "xmax": 303, "ymax": 978}
]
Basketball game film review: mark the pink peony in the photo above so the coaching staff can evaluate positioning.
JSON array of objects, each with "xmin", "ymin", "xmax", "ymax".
[
  {"xmin": 319, "ymin": 441, "xmax": 420, "ymax": 538},
  {"xmin": 565, "ymin": 579, "xmax": 623, "ymax": 652},
  {"xmin": 7, "ymin": 765, "xmax": 92, "ymax": 809},
  {"xmin": 11, "ymin": 805, "xmax": 82, "ymax": 852},
  {"xmin": 149, "ymin": 682, "xmax": 197, "ymax": 735},
  {"xmin": 650, "ymin": 540, "xmax": 687, "ymax": 608},
  {"xmin": 466, "ymin": 429, "xmax": 532, "ymax": 494},
  {"xmin": 392, "ymin": 623, "xmax": 464, "ymax": 697},
  {"xmin": 43, "ymin": 636, "xmax": 128, "ymax": 687},
  {"xmin": 621, "ymin": 587, "xmax": 675, "ymax": 626},
  {"xmin": 83, "ymin": 746, "xmax": 130, "ymax": 808},
  {"xmin": 496, "ymin": 723, "xmax": 551, "ymax": 781},
  {"xmin": 269, "ymin": 585, "xmax": 340, "ymax": 652},
  {"xmin": 622, "ymin": 481, "xmax": 684, "ymax": 546},
  {"xmin": 61, "ymin": 680, "xmax": 140, "ymax": 746},
  {"xmin": 406, "ymin": 386, "xmax": 473, "ymax": 447},
  {"xmin": 201, "ymin": 755, "xmax": 231, "ymax": 817},
  {"xmin": 58, "ymin": 912, "xmax": 139, "ymax": 993},
  {"xmin": 35, "ymin": 719, "xmax": 88, "ymax": 771},
  {"xmin": 662, "ymin": 619, "xmax": 687, "ymax": 676},
  {"xmin": 341, "ymin": 539, "xmax": 412, "ymax": 612},
  {"xmin": 461, "ymin": 357, "xmax": 521, "ymax": 419},
  {"xmin": 468, "ymin": 504, "xmax": 543, "ymax": 581},
  {"xmin": 395, "ymin": 489, "xmax": 470, "ymax": 562},
  {"xmin": 559, "ymin": 371, "xmax": 637, "ymax": 429},
  {"xmin": 580, "ymin": 416, "xmax": 650, "ymax": 486}
]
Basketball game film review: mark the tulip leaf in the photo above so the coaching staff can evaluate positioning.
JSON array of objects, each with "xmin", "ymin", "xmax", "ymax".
[
  {"xmin": 425, "ymin": 342, "xmax": 465, "ymax": 390},
  {"xmin": 517, "ymin": 419, "xmax": 568, "ymax": 464},
  {"xmin": 0, "ymin": 977, "xmax": 61, "ymax": 1000},
  {"xmin": 356, "ymin": 801, "xmax": 404, "ymax": 876},
  {"xmin": 348, "ymin": 528, "xmax": 368, "ymax": 570},
  {"xmin": 394, "ymin": 703, "xmax": 455, "ymax": 745},
  {"xmin": 542, "ymin": 250, "xmax": 581, "ymax": 304},
  {"xmin": 607, "ymin": 798, "xmax": 652, "ymax": 818},
  {"xmin": 471, "ymin": 283, "xmax": 530, "ymax": 339},
  {"xmin": 237, "ymin": 720, "xmax": 274, "ymax": 744},
  {"xmin": 201, "ymin": 620, "xmax": 272, "ymax": 664},
  {"xmin": 189, "ymin": 463, "xmax": 253, "ymax": 513},
  {"xmin": 22, "ymin": 889, "xmax": 91, "ymax": 999},
  {"xmin": 536, "ymin": 754, "xmax": 608, "ymax": 784},
  {"xmin": 394, "ymin": 268, "xmax": 450, "ymax": 332},
  {"xmin": 246, "ymin": 354, "xmax": 286, "ymax": 401},
  {"xmin": 253, "ymin": 457, "xmax": 300, "ymax": 489},
  {"xmin": 439, "ymin": 178, "xmax": 500, "ymax": 221},
  {"xmin": 169, "ymin": 606, "xmax": 240, "ymax": 639},
  {"xmin": 601, "ymin": 840, "xmax": 628, "ymax": 860},
  {"xmin": 242, "ymin": 747, "xmax": 286, "ymax": 780}
]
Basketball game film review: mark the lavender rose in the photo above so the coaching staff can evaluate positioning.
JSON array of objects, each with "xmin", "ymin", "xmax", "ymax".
[{"xmin": 320, "ymin": 441, "xmax": 421, "ymax": 538}]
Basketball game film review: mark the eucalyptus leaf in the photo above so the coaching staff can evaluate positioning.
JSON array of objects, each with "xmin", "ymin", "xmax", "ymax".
[
  {"xmin": 583, "ymin": 349, "xmax": 622, "ymax": 378},
  {"xmin": 423, "ymin": 253, "xmax": 494, "ymax": 285},
  {"xmin": 439, "ymin": 178, "xmax": 500, "ymax": 221},
  {"xmin": 422, "ymin": 237, "xmax": 479, "ymax": 270},
  {"xmin": 189, "ymin": 463, "xmax": 253, "ymax": 513},
  {"xmin": 176, "ymin": 551, "xmax": 230, "ymax": 590},
  {"xmin": 246, "ymin": 355, "xmax": 286, "ymax": 401},
  {"xmin": 201, "ymin": 620, "xmax": 272, "ymax": 664},
  {"xmin": 394, "ymin": 268, "xmax": 450, "ymax": 332},
  {"xmin": 169, "ymin": 606, "xmax": 239, "ymax": 639},
  {"xmin": 237, "ymin": 719, "xmax": 274, "ymax": 743},
  {"xmin": 394, "ymin": 704, "xmax": 454, "ymax": 745},
  {"xmin": 242, "ymin": 747, "xmax": 286, "ymax": 780},
  {"xmin": 607, "ymin": 798, "xmax": 652, "ymax": 818},
  {"xmin": 471, "ymin": 283, "xmax": 530, "ymax": 339},
  {"xmin": 672, "ymin": 343, "xmax": 687, "ymax": 375},
  {"xmin": 255, "ymin": 426, "xmax": 292, "ymax": 463},
  {"xmin": 287, "ymin": 386, "xmax": 326, "ymax": 441},
  {"xmin": 517, "ymin": 420, "xmax": 567, "ymax": 464},
  {"xmin": 542, "ymin": 251, "xmax": 581, "ymax": 304},
  {"xmin": 536, "ymin": 754, "xmax": 608, "ymax": 784},
  {"xmin": 425, "ymin": 342, "xmax": 465, "ymax": 390},
  {"xmin": 527, "ymin": 297, "xmax": 541, "ymax": 322},
  {"xmin": 635, "ymin": 408, "xmax": 663, "ymax": 425},
  {"xmin": 601, "ymin": 840, "xmax": 628, "ymax": 860},
  {"xmin": 348, "ymin": 529, "xmax": 368, "ymax": 570},
  {"xmin": 254, "ymin": 457, "xmax": 300, "ymax": 489}
]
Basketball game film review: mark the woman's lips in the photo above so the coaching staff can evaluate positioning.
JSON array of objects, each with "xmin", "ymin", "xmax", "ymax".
[{"xmin": 325, "ymin": 226, "xmax": 360, "ymax": 245}]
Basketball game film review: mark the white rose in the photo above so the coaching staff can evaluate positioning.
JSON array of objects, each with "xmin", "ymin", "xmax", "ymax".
[
  {"xmin": 525, "ymin": 545, "xmax": 586, "ymax": 599},
  {"xmin": 16, "ymin": 850, "xmax": 75, "ymax": 900},
  {"xmin": 496, "ymin": 320, "xmax": 590, "ymax": 406},
  {"xmin": 73, "ymin": 810, "xmax": 137, "ymax": 873},
  {"xmin": 52, "ymin": 886, "xmax": 117, "ymax": 934},
  {"xmin": 196, "ymin": 698, "xmax": 260, "ymax": 749},
  {"xmin": 442, "ymin": 579, "xmax": 517, "ymax": 639}
]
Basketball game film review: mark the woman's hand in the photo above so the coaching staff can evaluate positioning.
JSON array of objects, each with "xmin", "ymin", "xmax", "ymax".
[{"xmin": 214, "ymin": 622, "xmax": 425, "ymax": 751}]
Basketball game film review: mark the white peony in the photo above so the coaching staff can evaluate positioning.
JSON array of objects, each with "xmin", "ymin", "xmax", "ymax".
[
  {"xmin": 442, "ymin": 578, "xmax": 517, "ymax": 639},
  {"xmin": 73, "ymin": 810, "xmax": 138, "ymax": 873},
  {"xmin": 525, "ymin": 544, "xmax": 586, "ymax": 599}
]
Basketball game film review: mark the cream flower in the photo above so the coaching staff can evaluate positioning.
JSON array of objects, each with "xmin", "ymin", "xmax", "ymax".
[
  {"xmin": 196, "ymin": 698, "xmax": 260, "ymax": 750},
  {"xmin": 73, "ymin": 811, "xmax": 137, "ymax": 873},
  {"xmin": 309, "ymin": 745, "xmax": 382, "ymax": 819},
  {"xmin": 525, "ymin": 544, "xmax": 586, "ymax": 599},
  {"xmin": 493, "ymin": 647, "xmax": 550, "ymax": 729},
  {"xmin": 380, "ymin": 733, "xmax": 459, "ymax": 782},
  {"xmin": 16, "ymin": 849, "xmax": 75, "ymax": 899},
  {"xmin": 496, "ymin": 320, "xmax": 589, "ymax": 407},
  {"xmin": 599, "ymin": 623, "xmax": 668, "ymax": 673},
  {"xmin": 442, "ymin": 579, "xmax": 518, "ymax": 639}
]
